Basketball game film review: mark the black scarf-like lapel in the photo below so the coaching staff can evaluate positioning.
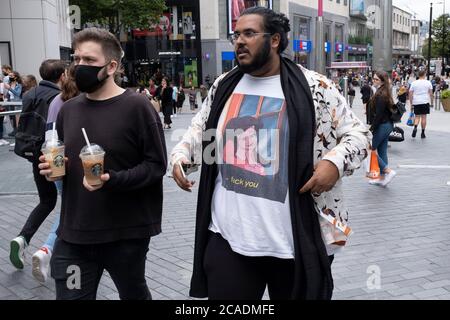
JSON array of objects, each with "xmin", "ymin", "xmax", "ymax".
[{"xmin": 190, "ymin": 57, "xmax": 333, "ymax": 300}]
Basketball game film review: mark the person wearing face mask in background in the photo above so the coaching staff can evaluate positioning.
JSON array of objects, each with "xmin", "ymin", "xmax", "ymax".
[{"xmin": 38, "ymin": 27, "xmax": 167, "ymax": 300}]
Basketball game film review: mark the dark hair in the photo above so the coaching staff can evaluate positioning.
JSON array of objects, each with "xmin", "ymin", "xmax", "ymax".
[
  {"xmin": 39, "ymin": 59, "xmax": 66, "ymax": 83},
  {"xmin": 370, "ymin": 70, "xmax": 394, "ymax": 112},
  {"xmin": 10, "ymin": 71, "xmax": 22, "ymax": 85},
  {"xmin": 240, "ymin": 7, "xmax": 291, "ymax": 53},
  {"xmin": 61, "ymin": 64, "xmax": 79, "ymax": 102},
  {"xmin": 2, "ymin": 65, "xmax": 12, "ymax": 71},
  {"xmin": 72, "ymin": 27, "xmax": 123, "ymax": 67},
  {"xmin": 418, "ymin": 70, "xmax": 427, "ymax": 78}
]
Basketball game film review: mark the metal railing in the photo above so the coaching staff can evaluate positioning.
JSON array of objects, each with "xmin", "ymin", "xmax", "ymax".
[{"xmin": 0, "ymin": 102, "xmax": 22, "ymax": 116}]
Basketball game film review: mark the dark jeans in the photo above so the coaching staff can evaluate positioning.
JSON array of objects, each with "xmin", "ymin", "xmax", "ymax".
[
  {"xmin": 19, "ymin": 161, "xmax": 58, "ymax": 244},
  {"xmin": 203, "ymin": 232, "xmax": 334, "ymax": 300},
  {"xmin": 51, "ymin": 237, "xmax": 152, "ymax": 300},
  {"xmin": 372, "ymin": 121, "xmax": 394, "ymax": 174}
]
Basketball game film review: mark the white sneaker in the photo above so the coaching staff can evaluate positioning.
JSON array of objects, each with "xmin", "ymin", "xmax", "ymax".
[
  {"xmin": 381, "ymin": 170, "xmax": 397, "ymax": 187},
  {"xmin": 0, "ymin": 139, "xmax": 9, "ymax": 146},
  {"xmin": 10, "ymin": 236, "xmax": 28, "ymax": 269},
  {"xmin": 368, "ymin": 179, "xmax": 383, "ymax": 186},
  {"xmin": 32, "ymin": 247, "xmax": 52, "ymax": 283},
  {"xmin": 9, "ymin": 142, "xmax": 15, "ymax": 147}
]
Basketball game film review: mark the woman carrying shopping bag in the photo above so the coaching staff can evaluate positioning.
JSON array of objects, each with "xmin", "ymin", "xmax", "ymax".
[{"xmin": 367, "ymin": 71, "xmax": 397, "ymax": 187}]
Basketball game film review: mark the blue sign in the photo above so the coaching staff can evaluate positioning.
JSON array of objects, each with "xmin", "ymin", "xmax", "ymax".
[
  {"xmin": 335, "ymin": 43, "xmax": 344, "ymax": 53},
  {"xmin": 222, "ymin": 51, "xmax": 235, "ymax": 61},
  {"xmin": 325, "ymin": 42, "xmax": 330, "ymax": 53},
  {"xmin": 293, "ymin": 40, "xmax": 312, "ymax": 53}
]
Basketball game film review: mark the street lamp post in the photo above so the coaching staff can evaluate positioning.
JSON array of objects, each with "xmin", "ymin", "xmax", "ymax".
[
  {"xmin": 315, "ymin": 0, "xmax": 325, "ymax": 74},
  {"xmin": 427, "ymin": 3, "xmax": 433, "ymax": 79},
  {"xmin": 442, "ymin": 1, "xmax": 446, "ymax": 67}
]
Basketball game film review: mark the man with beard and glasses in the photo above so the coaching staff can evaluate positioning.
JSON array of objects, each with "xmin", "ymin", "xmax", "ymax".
[
  {"xmin": 38, "ymin": 28, "xmax": 167, "ymax": 300},
  {"xmin": 170, "ymin": 7, "xmax": 371, "ymax": 300}
]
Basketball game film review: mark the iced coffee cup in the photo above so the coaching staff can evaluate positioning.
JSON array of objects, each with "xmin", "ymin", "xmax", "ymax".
[
  {"xmin": 79, "ymin": 144, "xmax": 105, "ymax": 186},
  {"xmin": 41, "ymin": 140, "xmax": 65, "ymax": 179}
]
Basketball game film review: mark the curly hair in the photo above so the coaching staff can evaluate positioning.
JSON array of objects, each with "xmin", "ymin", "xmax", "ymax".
[{"xmin": 240, "ymin": 6, "xmax": 291, "ymax": 53}]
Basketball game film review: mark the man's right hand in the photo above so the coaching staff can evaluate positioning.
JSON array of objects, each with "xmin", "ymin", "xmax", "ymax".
[
  {"xmin": 172, "ymin": 159, "xmax": 195, "ymax": 192},
  {"xmin": 38, "ymin": 155, "xmax": 65, "ymax": 182}
]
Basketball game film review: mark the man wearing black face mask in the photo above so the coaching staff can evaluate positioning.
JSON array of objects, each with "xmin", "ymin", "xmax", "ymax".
[
  {"xmin": 170, "ymin": 7, "xmax": 371, "ymax": 300},
  {"xmin": 38, "ymin": 28, "xmax": 167, "ymax": 300}
]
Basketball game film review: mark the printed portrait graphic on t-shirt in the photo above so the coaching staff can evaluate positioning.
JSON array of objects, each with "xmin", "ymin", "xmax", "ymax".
[{"xmin": 220, "ymin": 93, "xmax": 289, "ymax": 202}]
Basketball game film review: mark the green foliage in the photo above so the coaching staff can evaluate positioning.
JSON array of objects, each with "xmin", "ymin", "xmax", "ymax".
[
  {"xmin": 348, "ymin": 35, "xmax": 373, "ymax": 45},
  {"xmin": 69, "ymin": 0, "xmax": 166, "ymax": 35},
  {"xmin": 432, "ymin": 14, "xmax": 450, "ymax": 56},
  {"xmin": 422, "ymin": 38, "xmax": 440, "ymax": 58},
  {"xmin": 441, "ymin": 89, "xmax": 450, "ymax": 100}
]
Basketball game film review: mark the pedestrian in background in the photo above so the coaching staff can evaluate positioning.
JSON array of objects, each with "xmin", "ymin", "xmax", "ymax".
[
  {"xmin": 368, "ymin": 71, "xmax": 396, "ymax": 187},
  {"xmin": 22, "ymin": 75, "xmax": 38, "ymax": 94},
  {"xmin": 409, "ymin": 70, "xmax": 433, "ymax": 139},
  {"xmin": 9, "ymin": 60, "xmax": 65, "ymax": 270},
  {"xmin": 31, "ymin": 63, "xmax": 80, "ymax": 283},
  {"xmin": 159, "ymin": 77, "xmax": 173, "ymax": 129}
]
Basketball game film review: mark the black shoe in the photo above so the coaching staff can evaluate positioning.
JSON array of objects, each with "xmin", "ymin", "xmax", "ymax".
[
  {"xmin": 8, "ymin": 131, "xmax": 16, "ymax": 137},
  {"xmin": 421, "ymin": 132, "xmax": 426, "ymax": 139},
  {"xmin": 412, "ymin": 128, "xmax": 417, "ymax": 138}
]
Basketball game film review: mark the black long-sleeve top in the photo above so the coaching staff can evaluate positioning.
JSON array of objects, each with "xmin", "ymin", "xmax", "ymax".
[
  {"xmin": 56, "ymin": 89, "xmax": 167, "ymax": 244},
  {"xmin": 368, "ymin": 95, "xmax": 392, "ymax": 132}
]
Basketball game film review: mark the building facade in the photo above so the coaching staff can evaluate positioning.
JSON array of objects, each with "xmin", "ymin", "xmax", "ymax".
[
  {"xmin": 201, "ymin": 0, "xmax": 350, "ymax": 82},
  {"xmin": 201, "ymin": 0, "xmax": 279, "ymax": 86},
  {"xmin": 392, "ymin": 5, "xmax": 412, "ymax": 65},
  {"xmin": 0, "ymin": 0, "xmax": 71, "ymax": 78},
  {"xmin": 284, "ymin": 0, "xmax": 350, "ymax": 72},
  {"xmin": 347, "ymin": 0, "xmax": 373, "ymax": 63}
]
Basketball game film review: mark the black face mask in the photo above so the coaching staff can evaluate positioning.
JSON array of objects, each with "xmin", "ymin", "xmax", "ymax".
[{"xmin": 74, "ymin": 63, "xmax": 110, "ymax": 93}]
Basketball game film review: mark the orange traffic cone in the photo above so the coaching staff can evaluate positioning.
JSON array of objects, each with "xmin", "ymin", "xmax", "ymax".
[{"xmin": 368, "ymin": 150, "xmax": 380, "ymax": 180}]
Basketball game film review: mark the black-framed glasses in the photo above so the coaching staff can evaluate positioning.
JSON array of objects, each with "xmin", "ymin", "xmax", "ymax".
[{"xmin": 229, "ymin": 31, "xmax": 272, "ymax": 45}]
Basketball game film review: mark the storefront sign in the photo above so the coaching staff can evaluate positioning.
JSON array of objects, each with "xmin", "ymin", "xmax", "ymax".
[
  {"xmin": 228, "ymin": 0, "xmax": 273, "ymax": 34},
  {"xmin": 325, "ymin": 42, "xmax": 330, "ymax": 53},
  {"xmin": 293, "ymin": 40, "xmax": 312, "ymax": 53},
  {"xmin": 335, "ymin": 43, "xmax": 344, "ymax": 53}
]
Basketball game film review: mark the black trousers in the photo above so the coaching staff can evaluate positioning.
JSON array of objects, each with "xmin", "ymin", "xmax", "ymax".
[
  {"xmin": 51, "ymin": 237, "xmax": 151, "ymax": 300},
  {"xmin": 19, "ymin": 161, "xmax": 58, "ymax": 244},
  {"xmin": 203, "ymin": 232, "xmax": 334, "ymax": 300}
]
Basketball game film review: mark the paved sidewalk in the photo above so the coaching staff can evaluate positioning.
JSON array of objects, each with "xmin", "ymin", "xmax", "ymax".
[{"xmin": 0, "ymin": 91, "xmax": 449, "ymax": 300}]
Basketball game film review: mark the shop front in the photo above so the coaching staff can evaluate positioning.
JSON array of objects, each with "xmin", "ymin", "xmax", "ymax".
[{"xmin": 124, "ymin": 0, "xmax": 202, "ymax": 88}]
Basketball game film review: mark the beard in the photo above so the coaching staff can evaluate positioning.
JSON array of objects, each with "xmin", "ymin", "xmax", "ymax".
[{"xmin": 236, "ymin": 38, "xmax": 272, "ymax": 74}]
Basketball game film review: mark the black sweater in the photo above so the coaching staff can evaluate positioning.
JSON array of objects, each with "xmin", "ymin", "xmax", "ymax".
[{"xmin": 56, "ymin": 89, "xmax": 167, "ymax": 244}]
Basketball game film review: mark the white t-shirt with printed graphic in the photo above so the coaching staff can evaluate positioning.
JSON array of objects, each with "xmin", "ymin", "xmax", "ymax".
[{"xmin": 209, "ymin": 74, "xmax": 294, "ymax": 259}]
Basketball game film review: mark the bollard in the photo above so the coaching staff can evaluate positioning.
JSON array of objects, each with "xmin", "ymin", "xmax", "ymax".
[{"xmin": 343, "ymin": 76, "xmax": 349, "ymax": 104}]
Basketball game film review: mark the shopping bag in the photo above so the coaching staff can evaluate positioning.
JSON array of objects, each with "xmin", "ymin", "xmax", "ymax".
[
  {"xmin": 388, "ymin": 126, "xmax": 405, "ymax": 142},
  {"xmin": 368, "ymin": 150, "xmax": 380, "ymax": 179},
  {"xmin": 406, "ymin": 112, "xmax": 415, "ymax": 126},
  {"xmin": 150, "ymin": 98, "xmax": 161, "ymax": 113}
]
